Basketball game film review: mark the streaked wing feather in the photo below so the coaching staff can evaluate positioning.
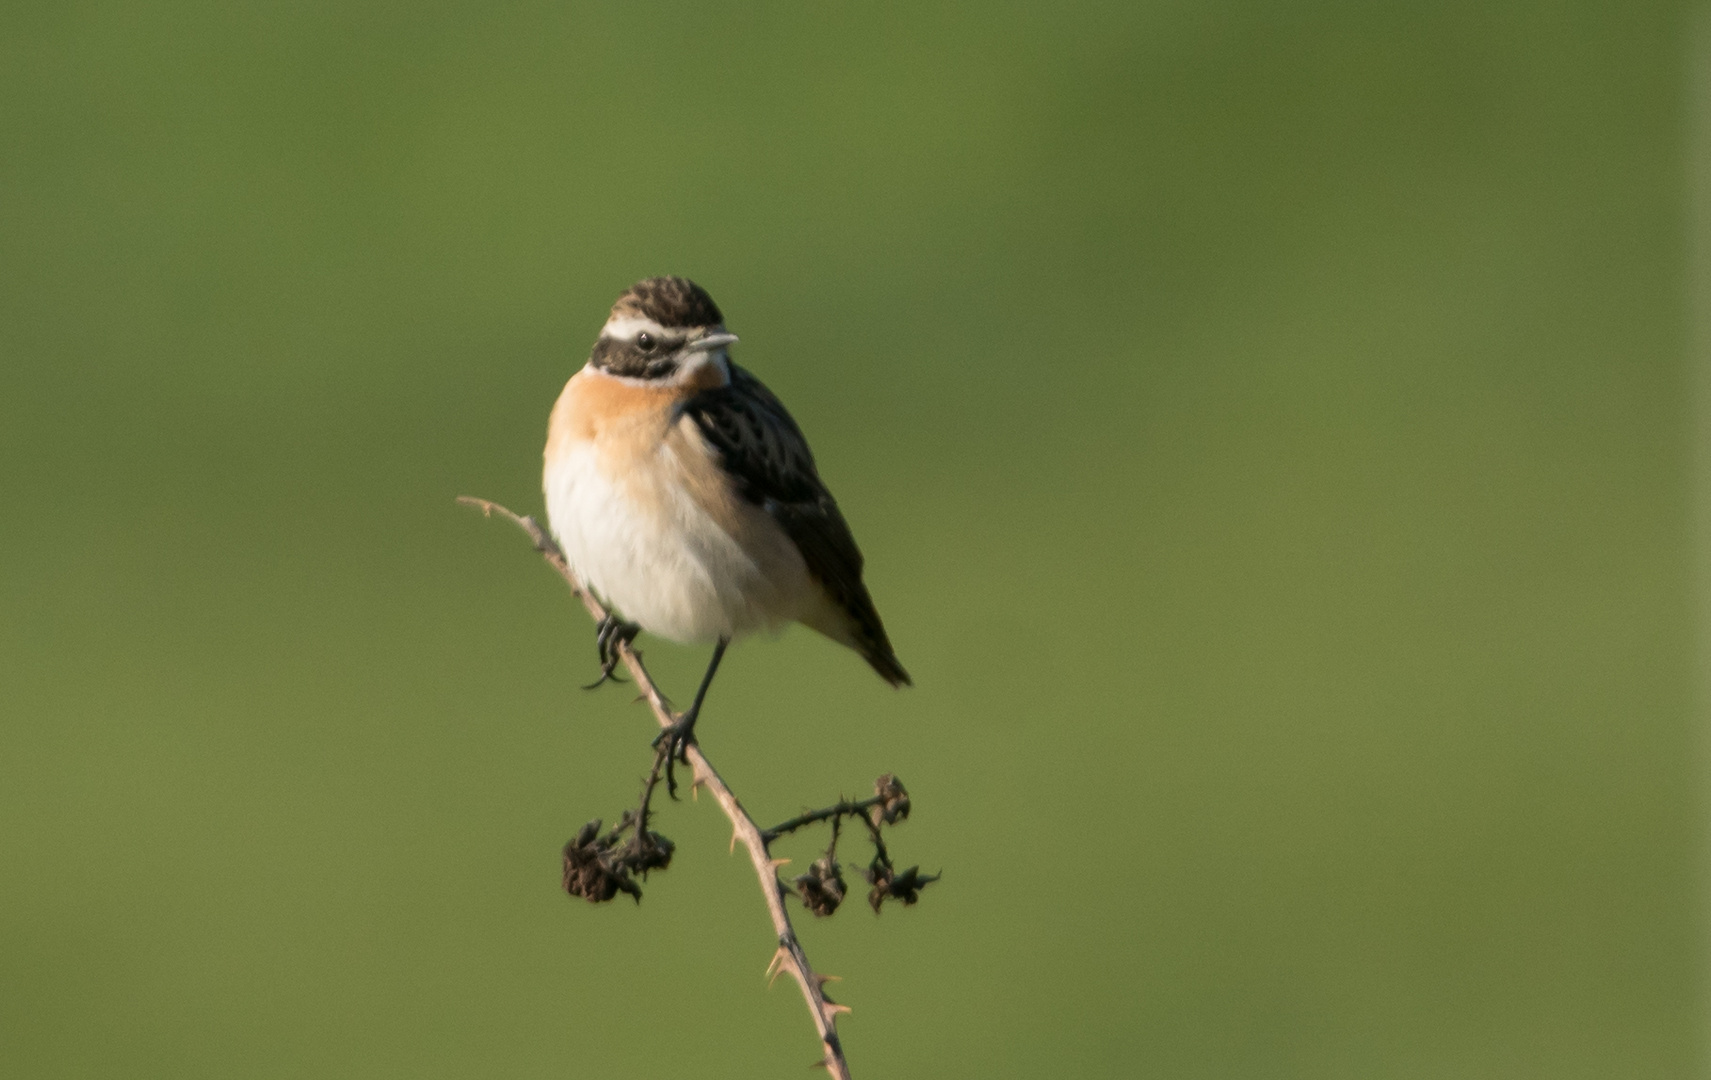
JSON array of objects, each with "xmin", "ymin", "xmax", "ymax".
[{"xmin": 682, "ymin": 365, "xmax": 908, "ymax": 685}]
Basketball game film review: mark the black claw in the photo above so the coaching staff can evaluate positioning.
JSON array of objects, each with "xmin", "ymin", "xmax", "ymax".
[
  {"xmin": 651, "ymin": 711, "xmax": 698, "ymax": 799},
  {"xmin": 646, "ymin": 637, "xmax": 728, "ymax": 800},
  {"xmin": 583, "ymin": 615, "xmax": 639, "ymax": 690}
]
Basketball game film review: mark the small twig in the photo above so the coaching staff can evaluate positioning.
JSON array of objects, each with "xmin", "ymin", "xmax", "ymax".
[
  {"xmin": 763, "ymin": 797, "xmax": 884, "ymax": 843},
  {"xmin": 458, "ymin": 496, "xmax": 855, "ymax": 1079},
  {"xmin": 860, "ymin": 813, "xmax": 892, "ymax": 872},
  {"xmin": 629, "ymin": 746, "xmax": 668, "ymax": 847}
]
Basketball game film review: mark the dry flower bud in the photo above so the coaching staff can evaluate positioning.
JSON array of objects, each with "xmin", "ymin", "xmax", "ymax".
[
  {"xmin": 563, "ymin": 830, "xmax": 630, "ymax": 903},
  {"xmin": 865, "ymin": 863, "xmax": 937, "ymax": 912},
  {"xmin": 793, "ymin": 855, "xmax": 847, "ymax": 918},
  {"xmin": 571, "ymin": 818, "xmax": 603, "ymax": 849},
  {"xmin": 561, "ymin": 817, "xmax": 668, "ymax": 904},
  {"xmin": 870, "ymin": 774, "xmax": 910, "ymax": 826},
  {"xmin": 628, "ymin": 831, "xmax": 675, "ymax": 874}
]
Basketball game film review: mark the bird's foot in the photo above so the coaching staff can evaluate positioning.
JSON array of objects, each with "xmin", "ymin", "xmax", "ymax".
[
  {"xmin": 582, "ymin": 615, "xmax": 640, "ymax": 690},
  {"xmin": 651, "ymin": 708, "xmax": 701, "ymax": 799}
]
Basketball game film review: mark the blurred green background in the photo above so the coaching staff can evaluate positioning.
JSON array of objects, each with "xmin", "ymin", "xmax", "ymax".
[{"xmin": 2, "ymin": 2, "xmax": 1703, "ymax": 1077}]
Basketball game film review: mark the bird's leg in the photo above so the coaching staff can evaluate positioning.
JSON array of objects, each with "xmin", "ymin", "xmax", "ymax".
[
  {"xmin": 583, "ymin": 614, "xmax": 640, "ymax": 690},
  {"xmin": 653, "ymin": 637, "xmax": 728, "ymax": 798}
]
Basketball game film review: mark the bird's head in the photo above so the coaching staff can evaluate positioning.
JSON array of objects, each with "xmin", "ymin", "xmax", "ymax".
[{"xmin": 589, "ymin": 276, "xmax": 737, "ymax": 383}]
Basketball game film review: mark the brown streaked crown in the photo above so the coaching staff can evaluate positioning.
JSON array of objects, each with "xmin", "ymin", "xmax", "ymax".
[
  {"xmin": 590, "ymin": 276, "xmax": 728, "ymax": 379},
  {"xmin": 609, "ymin": 276, "xmax": 724, "ymax": 329}
]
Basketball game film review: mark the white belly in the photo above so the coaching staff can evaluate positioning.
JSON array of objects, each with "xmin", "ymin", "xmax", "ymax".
[{"xmin": 543, "ymin": 431, "xmax": 811, "ymax": 643}]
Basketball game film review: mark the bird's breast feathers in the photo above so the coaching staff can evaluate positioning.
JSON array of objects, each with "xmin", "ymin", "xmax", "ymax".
[{"xmin": 543, "ymin": 363, "xmax": 818, "ymax": 643}]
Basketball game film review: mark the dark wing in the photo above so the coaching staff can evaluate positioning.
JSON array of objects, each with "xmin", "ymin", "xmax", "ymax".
[{"xmin": 682, "ymin": 365, "xmax": 910, "ymax": 686}]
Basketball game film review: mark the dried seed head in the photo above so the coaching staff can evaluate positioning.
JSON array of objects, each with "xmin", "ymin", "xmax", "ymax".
[
  {"xmin": 870, "ymin": 774, "xmax": 910, "ymax": 826},
  {"xmin": 627, "ymin": 831, "xmax": 675, "ymax": 875},
  {"xmin": 865, "ymin": 863, "xmax": 938, "ymax": 912},
  {"xmin": 793, "ymin": 855, "xmax": 847, "ymax": 918},
  {"xmin": 561, "ymin": 817, "xmax": 668, "ymax": 904},
  {"xmin": 563, "ymin": 829, "xmax": 630, "ymax": 903},
  {"xmin": 571, "ymin": 818, "xmax": 603, "ymax": 849}
]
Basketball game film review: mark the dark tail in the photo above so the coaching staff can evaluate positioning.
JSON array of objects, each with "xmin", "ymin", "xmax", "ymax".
[
  {"xmin": 862, "ymin": 642, "xmax": 911, "ymax": 687},
  {"xmin": 846, "ymin": 593, "xmax": 911, "ymax": 687}
]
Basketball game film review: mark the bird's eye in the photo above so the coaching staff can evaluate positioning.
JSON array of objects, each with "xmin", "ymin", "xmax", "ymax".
[{"xmin": 636, "ymin": 332, "xmax": 655, "ymax": 352}]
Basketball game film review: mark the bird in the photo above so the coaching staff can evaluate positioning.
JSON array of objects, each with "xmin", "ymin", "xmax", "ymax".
[{"xmin": 543, "ymin": 276, "xmax": 909, "ymax": 781}]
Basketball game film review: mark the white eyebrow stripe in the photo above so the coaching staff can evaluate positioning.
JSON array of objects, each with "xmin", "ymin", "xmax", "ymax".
[{"xmin": 600, "ymin": 316, "xmax": 670, "ymax": 342}]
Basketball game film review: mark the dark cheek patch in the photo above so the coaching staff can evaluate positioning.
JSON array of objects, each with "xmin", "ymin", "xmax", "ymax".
[{"xmin": 590, "ymin": 337, "xmax": 678, "ymax": 380}]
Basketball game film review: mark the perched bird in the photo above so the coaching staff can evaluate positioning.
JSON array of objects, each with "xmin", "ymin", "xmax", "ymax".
[{"xmin": 544, "ymin": 276, "xmax": 909, "ymax": 773}]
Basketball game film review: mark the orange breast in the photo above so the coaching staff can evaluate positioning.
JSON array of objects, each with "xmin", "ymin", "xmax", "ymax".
[
  {"xmin": 545, "ymin": 363, "xmax": 746, "ymax": 533},
  {"xmin": 547, "ymin": 368, "xmax": 675, "ymax": 457},
  {"xmin": 545, "ymin": 363, "xmax": 728, "ymax": 457}
]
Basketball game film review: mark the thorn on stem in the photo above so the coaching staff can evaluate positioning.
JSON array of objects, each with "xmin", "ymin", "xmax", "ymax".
[{"xmin": 766, "ymin": 946, "xmax": 797, "ymax": 987}]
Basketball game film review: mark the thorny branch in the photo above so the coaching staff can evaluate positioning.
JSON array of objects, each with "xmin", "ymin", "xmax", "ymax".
[
  {"xmin": 458, "ymin": 496, "xmax": 935, "ymax": 1079},
  {"xmin": 765, "ymin": 774, "xmax": 938, "ymax": 916}
]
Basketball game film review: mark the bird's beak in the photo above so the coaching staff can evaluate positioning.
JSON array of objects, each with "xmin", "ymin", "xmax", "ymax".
[{"xmin": 690, "ymin": 331, "xmax": 739, "ymax": 352}]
